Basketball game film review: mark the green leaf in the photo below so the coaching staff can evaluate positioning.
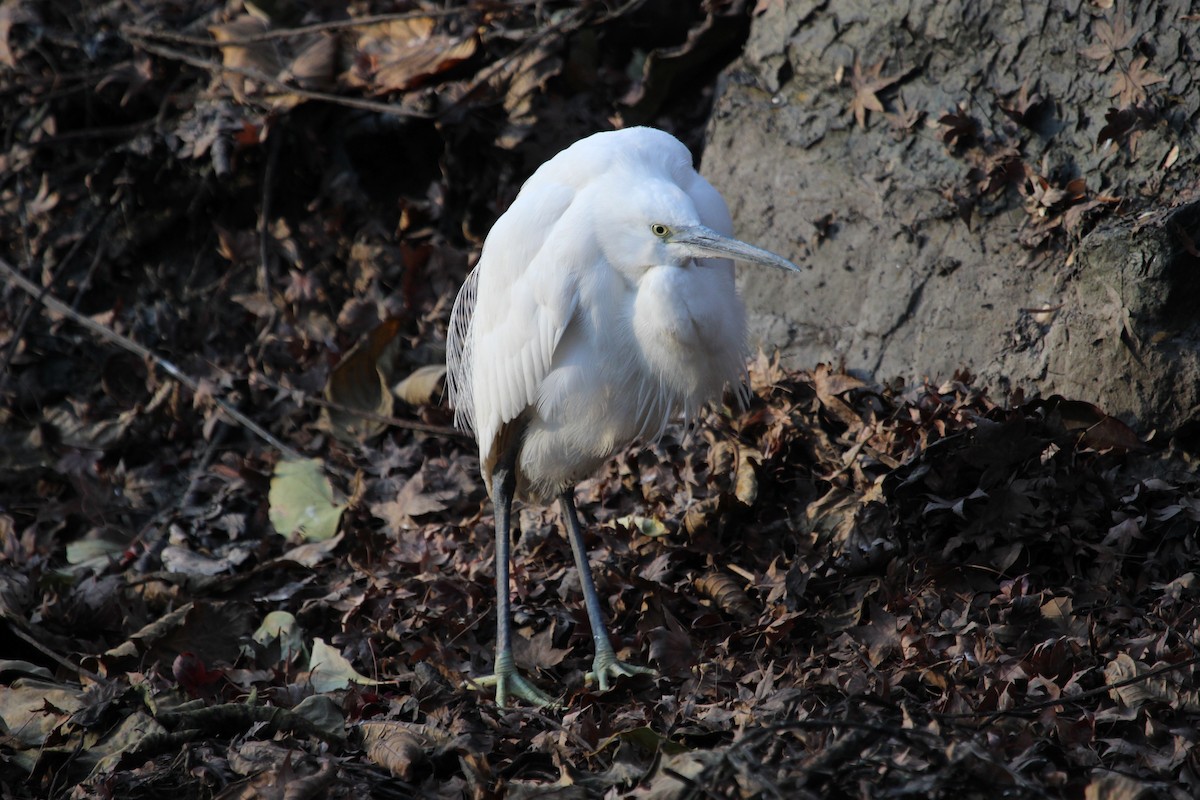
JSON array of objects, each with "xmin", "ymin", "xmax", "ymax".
[
  {"xmin": 65, "ymin": 528, "xmax": 130, "ymax": 568},
  {"xmin": 269, "ymin": 458, "xmax": 346, "ymax": 541}
]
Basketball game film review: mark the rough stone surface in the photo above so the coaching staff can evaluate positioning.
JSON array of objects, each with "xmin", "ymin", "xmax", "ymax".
[{"xmin": 702, "ymin": 0, "xmax": 1200, "ymax": 436}]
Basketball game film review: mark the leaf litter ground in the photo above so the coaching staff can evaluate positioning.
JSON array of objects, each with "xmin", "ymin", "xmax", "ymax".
[
  {"xmin": 2, "ymin": 1, "xmax": 1200, "ymax": 798},
  {"xmin": 4, "ymin": 351, "xmax": 1199, "ymax": 798}
]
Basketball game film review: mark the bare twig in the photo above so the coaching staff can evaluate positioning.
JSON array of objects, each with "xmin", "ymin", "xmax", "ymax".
[
  {"xmin": 252, "ymin": 371, "xmax": 464, "ymax": 439},
  {"xmin": 120, "ymin": 4, "xmax": 543, "ymax": 48},
  {"xmin": 9, "ymin": 625, "xmax": 107, "ymax": 686},
  {"xmin": 124, "ymin": 35, "xmax": 432, "ymax": 119},
  {"xmin": 933, "ymin": 651, "xmax": 1200, "ymax": 724},
  {"xmin": 1, "ymin": 218, "xmax": 94, "ymax": 382},
  {"xmin": 0, "ymin": 255, "xmax": 305, "ymax": 461},
  {"xmin": 259, "ymin": 131, "xmax": 280, "ymax": 297},
  {"xmin": 449, "ymin": 3, "xmax": 594, "ymax": 102}
]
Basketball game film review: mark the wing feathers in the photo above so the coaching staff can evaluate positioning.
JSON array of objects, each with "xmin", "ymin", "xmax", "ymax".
[
  {"xmin": 450, "ymin": 180, "xmax": 581, "ymax": 473},
  {"xmin": 446, "ymin": 264, "xmax": 480, "ymax": 433}
]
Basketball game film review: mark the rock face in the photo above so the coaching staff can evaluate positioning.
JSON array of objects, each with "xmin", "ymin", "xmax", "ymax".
[{"xmin": 702, "ymin": 0, "xmax": 1200, "ymax": 437}]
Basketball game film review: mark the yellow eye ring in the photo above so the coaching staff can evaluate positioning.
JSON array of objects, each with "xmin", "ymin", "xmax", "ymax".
[{"xmin": 651, "ymin": 223, "xmax": 670, "ymax": 238}]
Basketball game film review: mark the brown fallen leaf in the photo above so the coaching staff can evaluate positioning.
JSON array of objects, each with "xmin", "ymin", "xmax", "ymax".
[
  {"xmin": 393, "ymin": 364, "xmax": 446, "ymax": 406},
  {"xmin": 349, "ymin": 18, "xmax": 478, "ymax": 94},
  {"xmin": 210, "ymin": 16, "xmax": 285, "ymax": 103},
  {"xmin": 848, "ymin": 56, "xmax": 902, "ymax": 129},
  {"xmin": 1044, "ymin": 397, "xmax": 1144, "ymax": 453},
  {"xmin": 849, "ymin": 603, "xmax": 901, "ymax": 667},
  {"xmin": 358, "ymin": 721, "xmax": 428, "ymax": 780},
  {"xmin": 1083, "ymin": 773, "xmax": 1149, "ymax": 800},
  {"xmin": 1079, "ymin": 15, "xmax": 1136, "ymax": 73},
  {"xmin": 695, "ymin": 572, "xmax": 757, "ymax": 622},
  {"xmin": 938, "ymin": 103, "xmax": 980, "ymax": 149},
  {"xmin": 1109, "ymin": 56, "xmax": 1165, "ymax": 107},
  {"xmin": 280, "ymin": 33, "xmax": 337, "ymax": 91},
  {"xmin": 512, "ymin": 625, "xmax": 570, "ymax": 672},
  {"xmin": 0, "ymin": 1, "xmax": 40, "ymax": 68},
  {"xmin": 321, "ymin": 318, "xmax": 403, "ymax": 441}
]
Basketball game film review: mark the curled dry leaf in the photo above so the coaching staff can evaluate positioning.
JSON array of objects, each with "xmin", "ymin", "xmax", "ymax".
[
  {"xmin": 1083, "ymin": 774, "xmax": 1149, "ymax": 800},
  {"xmin": 321, "ymin": 318, "xmax": 403, "ymax": 442},
  {"xmin": 1104, "ymin": 653, "xmax": 1153, "ymax": 708},
  {"xmin": 359, "ymin": 722, "xmax": 427, "ymax": 780},
  {"xmin": 695, "ymin": 572, "xmax": 757, "ymax": 622},
  {"xmin": 393, "ymin": 364, "xmax": 446, "ymax": 406},
  {"xmin": 735, "ymin": 446, "xmax": 762, "ymax": 506}
]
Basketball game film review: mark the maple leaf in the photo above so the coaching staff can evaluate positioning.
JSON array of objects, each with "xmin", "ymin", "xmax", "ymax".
[
  {"xmin": 512, "ymin": 626, "xmax": 570, "ymax": 671},
  {"xmin": 1000, "ymin": 78, "xmax": 1049, "ymax": 129},
  {"xmin": 979, "ymin": 147, "xmax": 1028, "ymax": 195},
  {"xmin": 938, "ymin": 104, "xmax": 980, "ymax": 149},
  {"xmin": 848, "ymin": 57, "xmax": 902, "ymax": 129},
  {"xmin": 1096, "ymin": 106, "xmax": 1138, "ymax": 149},
  {"xmin": 884, "ymin": 96, "xmax": 922, "ymax": 136},
  {"xmin": 1110, "ymin": 56, "xmax": 1165, "ymax": 106},
  {"xmin": 1079, "ymin": 16, "xmax": 1136, "ymax": 72}
]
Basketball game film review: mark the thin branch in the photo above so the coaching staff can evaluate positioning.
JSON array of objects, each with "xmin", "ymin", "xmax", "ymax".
[
  {"xmin": 252, "ymin": 371, "xmax": 465, "ymax": 439},
  {"xmin": 1, "ymin": 211, "xmax": 108, "ymax": 383},
  {"xmin": 259, "ymin": 130, "xmax": 280, "ymax": 297},
  {"xmin": 0, "ymin": 255, "xmax": 305, "ymax": 461},
  {"xmin": 120, "ymin": 4, "xmax": 543, "ymax": 48},
  {"xmin": 933, "ymin": 651, "xmax": 1200, "ymax": 723},
  {"xmin": 123, "ymin": 35, "xmax": 432, "ymax": 119},
  {"xmin": 9, "ymin": 625, "xmax": 107, "ymax": 686}
]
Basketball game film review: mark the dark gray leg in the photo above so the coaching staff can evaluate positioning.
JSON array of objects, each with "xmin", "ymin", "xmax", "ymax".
[
  {"xmin": 558, "ymin": 490, "xmax": 657, "ymax": 690},
  {"xmin": 468, "ymin": 465, "xmax": 557, "ymax": 707}
]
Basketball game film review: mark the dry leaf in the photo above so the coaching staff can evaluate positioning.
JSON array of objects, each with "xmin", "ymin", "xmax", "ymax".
[
  {"xmin": 321, "ymin": 318, "xmax": 403, "ymax": 441},
  {"xmin": 848, "ymin": 57, "xmax": 902, "ymax": 129},
  {"xmin": 695, "ymin": 572, "xmax": 757, "ymax": 622},
  {"xmin": 1109, "ymin": 56, "xmax": 1164, "ymax": 106},
  {"xmin": 1079, "ymin": 16, "xmax": 1136, "ymax": 73},
  {"xmin": 1084, "ymin": 774, "xmax": 1148, "ymax": 800},
  {"xmin": 210, "ymin": 16, "xmax": 285, "ymax": 102},
  {"xmin": 350, "ymin": 18, "xmax": 477, "ymax": 93},
  {"xmin": 307, "ymin": 637, "xmax": 382, "ymax": 692},
  {"xmin": 393, "ymin": 364, "xmax": 446, "ymax": 406},
  {"xmin": 359, "ymin": 721, "xmax": 428, "ymax": 780}
]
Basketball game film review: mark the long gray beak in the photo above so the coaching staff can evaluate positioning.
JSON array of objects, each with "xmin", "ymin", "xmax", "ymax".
[{"xmin": 672, "ymin": 225, "xmax": 801, "ymax": 272}]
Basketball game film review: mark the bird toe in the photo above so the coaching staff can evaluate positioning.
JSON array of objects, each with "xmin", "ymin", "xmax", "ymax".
[
  {"xmin": 466, "ymin": 671, "xmax": 561, "ymax": 709},
  {"xmin": 586, "ymin": 657, "xmax": 658, "ymax": 691}
]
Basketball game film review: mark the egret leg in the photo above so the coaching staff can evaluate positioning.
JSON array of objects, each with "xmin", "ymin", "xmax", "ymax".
[
  {"xmin": 468, "ymin": 465, "xmax": 559, "ymax": 708},
  {"xmin": 558, "ymin": 491, "xmax": 657, "ymax": 690}
]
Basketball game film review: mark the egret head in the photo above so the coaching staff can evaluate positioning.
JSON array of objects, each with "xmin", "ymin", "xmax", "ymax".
[{"xmin": 591, "ymin": 174, "xmax": 800, "ymax": 280}]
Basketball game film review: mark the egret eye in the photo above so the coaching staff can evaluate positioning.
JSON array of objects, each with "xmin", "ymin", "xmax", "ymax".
[{"xmin": 650, "ymin": 223, "xmax": 671, "ymax": 238}]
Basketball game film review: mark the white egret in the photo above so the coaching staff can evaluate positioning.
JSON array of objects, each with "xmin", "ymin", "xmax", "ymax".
[{"xmin": 446, "ymin": 126, "xmax": 799, "ymax": 707}]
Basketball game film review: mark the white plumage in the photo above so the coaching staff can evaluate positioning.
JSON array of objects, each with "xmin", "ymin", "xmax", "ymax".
[{"xmin": 446, "ymin": 127, "xmax": 798, "ymax": 706}]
